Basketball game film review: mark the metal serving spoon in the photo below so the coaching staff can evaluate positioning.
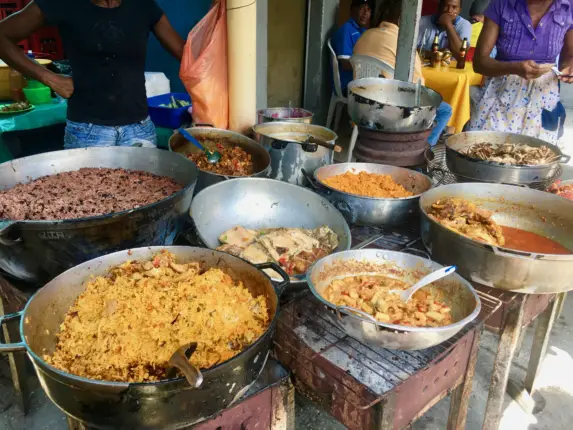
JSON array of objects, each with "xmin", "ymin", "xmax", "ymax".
[
  {"xmin": 168, "ymin": 342, "xmax": 204, "ymax": 388},
  {"xmin": 390, "ymin": 265, "xmax": 456, "ymax": 303},
  {"xmin": 178, "ymin": 128, "xmax": 221, "ymax": 164}
]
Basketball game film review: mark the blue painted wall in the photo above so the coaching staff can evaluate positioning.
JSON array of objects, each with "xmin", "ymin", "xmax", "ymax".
[{"xmin": 146, "ymin": 0, "xmax": 212, "ymax": 93}]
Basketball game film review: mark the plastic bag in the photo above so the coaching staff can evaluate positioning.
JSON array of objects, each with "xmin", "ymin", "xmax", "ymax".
[{"xmin": 180, "ymin": 0, "xmax": 228, "ymax": 129}]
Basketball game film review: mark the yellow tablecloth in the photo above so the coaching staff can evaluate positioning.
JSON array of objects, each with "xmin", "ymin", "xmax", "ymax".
[{"xmin": 422, "ymin": 62, "xmax": 483, "ymax": 133}]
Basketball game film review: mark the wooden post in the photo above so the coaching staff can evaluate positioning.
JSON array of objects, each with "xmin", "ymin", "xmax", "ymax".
[{"xmin": 395, "ymin": 0, "xmax": 422, "ymax": 82}]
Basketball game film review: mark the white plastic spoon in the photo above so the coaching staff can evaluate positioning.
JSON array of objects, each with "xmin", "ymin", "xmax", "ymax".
[{"xmin": 390, "ymin": 265, "xmax": 456, "ymax": 303}]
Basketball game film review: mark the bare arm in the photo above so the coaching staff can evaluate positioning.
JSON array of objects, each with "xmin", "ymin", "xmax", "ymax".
[
  {"xmin": 558, "ymin": 30, "xmax": 573, "ymax": 83},
  {"xmin": 153, "ymin": 15, "xmax": 185, "ymax": 61},
  {"xmin": 0, "ymin": 2, "xmax": 73, "ymax": 97},
  {"xmin": 338, "ymin": 58, "xmax": 352, "ymax": 71},
  {"xmin": 443, "ymin": 21, "xmax": 463, "ymax": 60}
]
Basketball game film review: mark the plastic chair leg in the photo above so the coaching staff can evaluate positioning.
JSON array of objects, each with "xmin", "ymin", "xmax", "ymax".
[
  {"xmin": 326, "ymin": 97, "xmax": 337, "ymax": 129},
  {"xmin": 347, "ymin": 124, "xmax": 359, "ymax": 163}
]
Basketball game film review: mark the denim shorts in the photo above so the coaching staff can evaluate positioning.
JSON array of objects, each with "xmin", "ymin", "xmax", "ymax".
[{"xmin": 64, "ymin": 117, "xmax": 157, "ymax": 149}]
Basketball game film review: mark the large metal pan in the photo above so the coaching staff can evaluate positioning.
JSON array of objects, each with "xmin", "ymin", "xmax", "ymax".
[
  {"xmin": 0, "ymin": 147, "xmax": 197, "ymax": 285},
  {"xmin": 169, "ymin": 126, "xmax": 271, "ymax": 195},
  {"xmin": 308, "ymin": 163, "xmax": 433, "ymax": 226},
  {"xmin": 190, "ymin": 178, "xmax": 352, "ymax": 288},
  {"xmin": 306, "ymin": 249, "xmax": 481, "ymax": 350},
  {"xmin": 445, "ymin": 132, "xmax": 569, "ymax": 186},
  {"xmin": 348, "ymin": 78, "xmax": 442, "ymax": 132},
  {"xmin": 253, "ymin": 122, "xmax": 337, "ymax": 186},
  {"xmin": 0, "ymin": 246, "xmax": 289, "ymax": 429},
  {"xmin": 420, "ymin": 183, "xmax": 573, "ymax": 294}
]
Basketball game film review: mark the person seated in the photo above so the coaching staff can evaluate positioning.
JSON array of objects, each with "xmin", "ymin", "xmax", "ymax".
[
  {"xmin": 354, "ymin": 0, "xmax": 453, "ymax": 146},
  {"xmin": 418, "ymin": 0, "xmax": 472, "ymax": 61},
  {"xmin": 331, "ymin": 0, "xmax": 371, "ymax": 94}
]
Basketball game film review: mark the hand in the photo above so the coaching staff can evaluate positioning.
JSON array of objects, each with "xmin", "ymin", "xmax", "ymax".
[
  {"xmin": 46, "ymin": 74, "xmax": 74, "ymax": 99},
  {"xmin": 515, "ymin": 60, "xmax": 551, "ymax": 80},
  {"xmin": 558, "ymin": 65, "xmax": 573, "ymax": 83},
  {"xmin": 437, "ymin": 13, "xmax": 455, "ymax": 27}
]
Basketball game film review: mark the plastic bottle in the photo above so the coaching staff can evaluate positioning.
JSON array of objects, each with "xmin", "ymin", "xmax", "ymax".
[{"xmin": 27, "ymin": 50, "xmax": 35, "ymax": 60}]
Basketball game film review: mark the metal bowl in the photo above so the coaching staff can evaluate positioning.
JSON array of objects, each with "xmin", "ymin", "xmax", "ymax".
[
  {"xmin": 445, "ymin": 132, "xmax": 569, "ymax": 186},
  {"xmin": 0, "ymin": 147, "xmax": 197, "ymax": 285},
  {"xmin": 311, "ymin": 163, "xmax": 433, "ymax": 226},
  {"xmin": 190, "ymin": 178, "xmax": 351, "ymax": 288},
  {"xmin": 306, "ymin": 249, "xmax": 481, "ymax": 350},
  {"xmin": 348, "ymin": 78, "xmax": 442, "ymax": 132},
  {"xmin": 0, "ymin": 246, "xmax": 288, "ymax": 429},
  {"xmin": 169, "ymin": 127, "xmax": 271, "ymax": 195},
  {"xmin": 420, "ymin": 183, "xmax": 573, "ymax": 294},
  {"xmin": 257, "ymin": 107, "xmax": 313, "ymax": 124}
]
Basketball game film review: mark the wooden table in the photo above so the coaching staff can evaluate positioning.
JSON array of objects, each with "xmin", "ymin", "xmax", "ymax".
[{"xmin": 422, "ymin": 62, "xmax": 483, "ymax": 133}]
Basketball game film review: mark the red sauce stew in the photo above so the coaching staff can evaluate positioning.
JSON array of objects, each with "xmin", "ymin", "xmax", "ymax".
[{"xmin": 501, "ymin": 226, "xmax": 571, "ymax": 255}]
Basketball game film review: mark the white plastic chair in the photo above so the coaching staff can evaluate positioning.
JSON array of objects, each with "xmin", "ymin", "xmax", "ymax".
[
  {"xmin": 350, "ymin": 54, "xmax": 395, "ymax": 79},
  {"xmin": 326, "ymin": 38, "xmax": 348, "ymax": 132}
]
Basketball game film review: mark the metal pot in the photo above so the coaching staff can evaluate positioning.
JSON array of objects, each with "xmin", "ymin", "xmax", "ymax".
[
  {"xmin": 420, "ymin": 183, "xmax": 573, "ymax": 294},
  {"xmin": 0, "ymin": 148, "xmax": 197, "ymax": 285},
  {"xmin": 169, "ymin": 127, "xmax": 271, "ymax": 195},
  {"xmin": 252, "ymin": 122, "xmax": 337, "ymax": 186},
  {"xmin": 257, "ymin": 107, "xmax": 313, "ymax": 124},
  {"xmin": 306, "ymin": 249, "xmax": 481, "ymax": 350},
  {"xmin": 348, "ymin": 78, "xmax": 442, "ymax": 132},
  {"xmin": 190, "ymin": 178, "xmax": 352, "ymax": 289},
  {"xmin": 445, "ymin": 132, "xmax": 569, "ymax": 186},
  {"xmin": 0, "ymin": 246, "xmax": 289, "ymax": 429},
  {"xmin": 309, "ymin": 163, "xmax": 433, "ymax": 226}
]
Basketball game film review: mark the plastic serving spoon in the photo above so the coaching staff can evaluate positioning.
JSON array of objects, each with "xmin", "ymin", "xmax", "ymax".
[
  {"xmin": 390, "ymin": 265, "xmax": 456, "ymax": 303},
  {"xmin": 178, "ymin": 128, "xmax": 221, "ymax": 164}
]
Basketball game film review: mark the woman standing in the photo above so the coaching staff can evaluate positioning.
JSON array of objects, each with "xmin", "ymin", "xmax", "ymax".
[{"xmin": 471, "ymin": 0, "xmax": 573, "ymax": 143}]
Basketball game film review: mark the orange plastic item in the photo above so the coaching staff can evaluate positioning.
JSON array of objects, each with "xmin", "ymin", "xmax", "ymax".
[{"xmin": 180, "ymin": 0, "xmax": 228, "ymax": 129}]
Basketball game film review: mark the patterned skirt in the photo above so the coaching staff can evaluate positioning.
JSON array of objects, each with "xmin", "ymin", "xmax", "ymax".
[{"xmin": 469, "ymin": 73, "xmax": 560, "ymax": 143}]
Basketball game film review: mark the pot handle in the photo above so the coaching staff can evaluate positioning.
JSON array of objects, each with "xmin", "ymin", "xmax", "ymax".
[
  {"xmin": 560, "ymin": 153, "xmax": 571, "ymax": 164},
  {"xmin": 254, "ymin": 262, "xmax": 290, "ymax": 296},
  {"xmin": 336, "ymin": 305, "xmax": 380, "ymax": 327},
  {"xmin": 489, "ymin": 246, "xmax": 540, "ymax": 260},
  {"xmin": 0, "ymin": 221, "xmax": 21, "ymax": 246},
  {"xmin": 301, "ymin": 169, "xmax": 330, "ymax": 194},
  {"xmin": 0, "ymin": 312, "xmax": 26, "ymax": 352},
  {"xmin": 193, "ymin": 123, "xmax": 214, "ymax": 128}
]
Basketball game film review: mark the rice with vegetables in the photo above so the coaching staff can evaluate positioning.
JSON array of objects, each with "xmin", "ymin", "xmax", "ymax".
[{"xmin": 45, "ymin": 251, "xmax": 269, "ymax": 382}]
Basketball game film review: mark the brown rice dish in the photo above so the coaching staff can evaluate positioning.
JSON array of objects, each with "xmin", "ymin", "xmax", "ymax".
[
  {"xmin": 45, "ymin": 251, "xmax": 269, "ymax": 383},
  {"xmin": 187, "ymin": 139, "xmax": 254, "ymax": 176},
  {"xmin": 0, "ymin": 168, "xmax": 183, "ymax": 221},
  {"xmin": 323, "ymin": 274, "xmax": 452, "ymax": 327},
  {"xmin": 321, "ymin": 171, "xmax": 413, "ymax": 198}
]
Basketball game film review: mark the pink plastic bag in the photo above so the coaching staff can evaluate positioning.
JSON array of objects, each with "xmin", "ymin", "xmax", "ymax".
[{"xmin": 180, "ymin": 1, "xmax": 228, "ymax": 129}]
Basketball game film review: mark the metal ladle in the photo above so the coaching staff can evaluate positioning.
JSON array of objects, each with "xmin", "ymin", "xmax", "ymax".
[
  {"xmin": 168, "ymin": 342, "xmax": 204, "ymax": 388},
  {"xmin": 390, "ymin": 265, "xmax": 456, "ymax": 302},
  {"xmin": 178, "ymin": 128, "xmax": 221, "ymax": 164}
]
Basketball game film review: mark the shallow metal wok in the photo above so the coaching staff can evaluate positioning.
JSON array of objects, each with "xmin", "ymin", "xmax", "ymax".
[
  {"xmin": 0, "ymin": 246, "xmax": 289, "ymax": 429},
  {"xmin": 169, "ymin": 126, "xmax": 271, "ymax": 195},
  {"xmin": 348, "ymin": 78, "xmax": 442, "ymax": 132},
  {"xmin": 446, "ymin": 132, "xmax": 569, "ymax": 186},
  {"xmin": 310, "ymin": 163, "xmax": 433, "ymax": 226},
  {"xmin": 306, "ymin": 249, "xmax": 481, "ymax": 350},
  {"xmin": 420, "ymin": 183, "xmax": 573, "ymax": 294},
  {"xmin": 190, "ymin": 178, "xmax": 352, "ymax": 288},
  {"xmin": 0, "ymin": 147, "xmax": 197, "ymax": 285}
]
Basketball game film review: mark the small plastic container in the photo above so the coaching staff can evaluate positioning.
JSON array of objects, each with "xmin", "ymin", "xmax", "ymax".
[
  {"xmin": 148, "ymin": 92, "xmax": 192, "ymax": 129},
  {"xmin": 23, "ymin": 86, "xmax": 52, "ymax": 105}
]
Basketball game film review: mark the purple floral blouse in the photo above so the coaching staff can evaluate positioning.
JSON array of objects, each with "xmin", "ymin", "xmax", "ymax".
[{"xmin": 486, "ymin": 0, "xmax": 573, "ymax": 63}]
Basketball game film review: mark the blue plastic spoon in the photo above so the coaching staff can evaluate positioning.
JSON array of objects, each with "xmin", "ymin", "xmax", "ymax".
[{"xmin": 178, "ymin": 128, "xmax": 221, "ymax": 164}]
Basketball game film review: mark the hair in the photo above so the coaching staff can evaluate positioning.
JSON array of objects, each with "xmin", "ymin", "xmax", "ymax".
[
  {"xmin": 376, "ymin": 0, "xmax": 402, "ymax": 26},
  {"xmin": 439, "ymin": 0, "xmax": 462, "ymax": 9}
]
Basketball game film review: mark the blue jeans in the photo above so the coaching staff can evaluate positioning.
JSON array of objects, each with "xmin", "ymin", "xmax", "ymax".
[
  {"xmin": 428, "ymin": 102, "xmax": 452, "ymax": 146},
  {"xmin": 64, "ymin": 117, "xmax": 157, "ymax": 149}
]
